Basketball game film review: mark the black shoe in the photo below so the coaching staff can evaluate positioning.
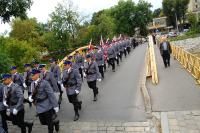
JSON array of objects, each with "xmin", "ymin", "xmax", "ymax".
[
  {"xmin": 112, "ymin": 70, "xmax": 115, "ymax": 72},
  {"xmin": 93, "ymin": 96, "xmax": 97, "ymax": 101},
  {"xmin": 26, "ymin": 122, "xmax": 33, "ymax": 133},
  {"xmin": 54, "ymin": 120, "xmax": 60, "ymax": 132},
  {"xmin": 74, "ymin": 114, "xmax": 79, "ymax": 121}
]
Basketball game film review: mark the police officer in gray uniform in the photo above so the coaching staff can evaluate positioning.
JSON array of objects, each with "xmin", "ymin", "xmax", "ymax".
[
  {"xmin": 122, "ymin": 40, "xmax": 127, "ymax": 58},
  {"xmin": 23, "ymin": 64, "xmax": 33, "ymax": 107},
  {"xmin": 62, "ymin": 60, "xmax": 82, "ymax": 121},
  {"xmin": 75, "ymin": 51, "xmax": 85, "ymax": 81},
  {"xmin": 28, "ymin": 69, "xmax": 59, "ymax": 133},
  {"xmin": 0, "ymin": 83, "xmax": 7, "ymax": 133},
  {"xmin": 39, "ymin": 64, "xmax": 59, "ymax": 93},
  {"xmin": 107, "ymin": 45, "xmax": 116, "ymax": 72},
  {"xmin": 126, "ymin": 39, "xmax": 131, "ymax": 54},
  {"xmin": 10, "ymin": 66, "xmax": 27, "ymax": 90},
  {"xmin": 119, "ymin": 41, "xmax": 124, "ymax": 62},
  {"xmin": 113, "ymin": 42, "xmax": 120, "ymax": 66},
  {"xmin": 2, "ymin": 74, "xmax": 33, "ymax": 133},
  {"xmin": 84, "ymin": 54, "xmax": 101, "ymax": 101},
  {"xmin": 49, "ymin": 59, "xmax": 63, "ymax": 108},
  {"xmin": 94, "ymin": 47, "xmax": 105, "ymax": 79}
]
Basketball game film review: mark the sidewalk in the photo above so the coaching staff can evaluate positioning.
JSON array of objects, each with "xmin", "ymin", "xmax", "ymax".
[{"xmin": 146, "ymin": 45, "xmax": 200, "ymax": 133}]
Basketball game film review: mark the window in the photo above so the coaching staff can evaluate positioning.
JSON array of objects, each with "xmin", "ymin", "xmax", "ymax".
[
  {"xmin": 195, "ymin": 0, "xmax": 197, "ymax": 3},
  {"xmin": 196, "ymin": 5, "xmax": 198, "ymax": 8}
]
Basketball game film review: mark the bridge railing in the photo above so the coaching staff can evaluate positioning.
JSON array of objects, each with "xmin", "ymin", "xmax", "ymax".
[{"xmin": 171, "ymin": 45, "xmax": 200, "ymax": 84}]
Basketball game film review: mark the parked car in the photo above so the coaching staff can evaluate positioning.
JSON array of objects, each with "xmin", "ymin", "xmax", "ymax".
[{"xmin": 167, "ymin": 32, "xmax": 178, "ymax": 38}]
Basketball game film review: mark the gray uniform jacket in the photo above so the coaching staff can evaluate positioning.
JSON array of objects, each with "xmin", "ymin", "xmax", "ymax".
[
  {"xmin": 75, "ymin": 55, "xmax": 84, "ymax": 69},
  {"xmin": 107, "ymin": 46, "xmax": 116, "ymax": 59},
  {"xmin": 94, "ymin": 51, "xmax": 104, "ymax": 66},
  {"xmin": 30, "ymin": 79, "xmax": 58, "ymax": 114},
  {"xmin": 12, "ymin": 73, "xmax": 24, "ymax": 87},
  {"xmin": 84, "ymin": 61, "xmax": 101, "ymax": 82},
  {"xmin": 62, "ymin": 68, "xmax": 82, "ymax": 95},
  {"xmin": 0, "ymin": 84, "xmax": 5, "ymax": 111},
  {"xmin": 40, "ymin": 71, "xmax": 59, "ymax": 92},
  {"xmin": 3, "ymin": 83, "xmax": 24, "ymax": 112},
  {"xmin": 50, "ymin": 65, "xmax": 61, "ymax": 82},
  {"xmin": 119, "ymin": 42, "xmax": 124, "ymax": 52}
]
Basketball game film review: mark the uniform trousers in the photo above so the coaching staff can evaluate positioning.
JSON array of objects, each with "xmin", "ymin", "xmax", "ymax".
[
  {"xmin": 87, "ymin": 80, "xmax": 99, "ymax": 97},
  {"xmin": 38, "ymin": 109, "xmax": 55, "ymax": 133},
  {"xmin": 67, "ymin": 94, "xmax": 81, "ymax": 114},
  {"xmin": 0, "ymin": 110, "xmax": 8, "ymax": 133},
  {"xmin": 98, "ymin": 65, "xmax": 104, "ymax": 79},
  {"xmin": 10, "ymin": 109, "xmax": 26, "ymax": 133},
  {"xmin": 108, "ymin": 58, "xmax": 115, "ymax": 71},
  {"xmin": 162, "ymin": 50, "xmax": 171, "ymax": 67}
]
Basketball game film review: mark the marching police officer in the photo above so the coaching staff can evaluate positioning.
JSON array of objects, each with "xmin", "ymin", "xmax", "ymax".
[
  {"xmin": 0, "ymin": 82, "xmax": 7, "ymax": 133},
  {"xmin": 107, "ymin": 45, "xmax": 116, "ymax": 72},
  {"xmin": 39, "ymin": 64, "xmax": 59, "ymax": 93},
  {"xmin": 23, "ymin": 64, "xmax": 33, "ymax": 107},
  {"xmin": 94, "ymin": 47, "xmax": 105, "ymax": 79},
  {"xmin": 10, "ymin": 66, "xmax": 27, "ymax": 89},
  {"xmin": 62, "ymin": 60, "xmax": 82, "ymax": 121},
  {"xmin": 49, "ymin": 59, "xmax": 63, "ymax": 108},
  {"xmin": 113, "ymin": 42, "xmax": 120, "ymax": 66},
  {"xmin": 119, "ymin": 41, "xmax": 124, "ymax": 62},
  {"xmin": 2, "ymin": 74, "xmax": 33, "ymax": 133},
  {"xmin": 84, "ymin": 54, "xmax": 101, "ymax": 101},
  {"xmin": 74, "ymin": 51, "xmax": 85, "ymax": 81},
  {"xmin": 31, "ymin": 60, "xmax": 40, "ymax": 70},
  {"xmin": 28, "ymin": 69, "xmax": 59, "ymax": 133},
  {"xmin": 126, "ymin": 39, "xmax": 131, "ymax": 54}
]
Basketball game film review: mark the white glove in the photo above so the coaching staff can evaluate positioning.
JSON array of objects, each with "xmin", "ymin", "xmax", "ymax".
[
  {"xmin": 83, "ymin": 73, "xmax": 86, "ymax": 78},
  {"xmin": 101, "ymin": 64, "xmax": 104, "ymax": 66},
  {"xmin": 23, "ymin": 83, "xmax": 27, "ymax": 88},
  {"xmin": 75, "ymin": 90, "xmax": 80, "ymax": 94},
  {"xmin": 54, "ymin": 107, "xmax": 59, "ymax": 113},
  {"xmin": 116, "ymin": 57, "xmax": 118, "ymax": 59},
  {"xmin": 61, "ymin": 84, "xmax": 65, "ymax": 91},
  {"xmin": 28, "ymin": 96, "xmax": 33, "ymax": 103},
  {"xmin": 6, "ymin": 109, "xmax": 10, "ymax": 116},
  {"xmin": 97, "ymin": 79, "xmax": 102, "ymax": 82},
  {"xmin": 81, "ymin": 66, "xmax": 84, "ymax": 69},
  {"xmin": 119, "ymin": 53, "xmax": 121, "ymax": 55},
  {"xmin": 13, "ymin": 108, "xmax": 18, "ymax": 115},
  {"xmin": 58, "ymin": 81, "xmax": 62, "ymax": 84},
  {"xmin": 3, "ymin": 101, "xmax": 8, "ymax": 107}
]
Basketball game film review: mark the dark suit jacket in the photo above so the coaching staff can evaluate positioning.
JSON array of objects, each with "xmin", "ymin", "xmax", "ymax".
[{"xmin": 159, "ymin": 41, "xmax": 172, "ymax": 56}]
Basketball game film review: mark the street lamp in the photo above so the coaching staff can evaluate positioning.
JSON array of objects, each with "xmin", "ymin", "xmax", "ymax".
[{"xmin": 171, "ymin": 8, "xmax": 179, "ymax": 31}]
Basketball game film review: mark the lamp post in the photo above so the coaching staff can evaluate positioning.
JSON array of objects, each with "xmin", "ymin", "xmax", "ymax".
[{"xmin": 171, "ymin": 8, "xmax": 179, "ymax": 31}]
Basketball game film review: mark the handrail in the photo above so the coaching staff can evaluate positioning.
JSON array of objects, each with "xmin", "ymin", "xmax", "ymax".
[
  {"xmin": 171, "ymin": 45, "xmax": 200, "ymax": 84},
  {"xmin": 146, "ymin": 36, "xmax": 159, "ymax": 85}
]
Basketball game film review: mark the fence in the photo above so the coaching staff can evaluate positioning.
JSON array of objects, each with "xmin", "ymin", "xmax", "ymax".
[{"xmin": 171, "ymin": 45, "xmax": 200, "ymax": 84}]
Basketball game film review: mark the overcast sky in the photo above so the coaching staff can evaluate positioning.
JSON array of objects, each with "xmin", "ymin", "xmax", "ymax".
[{"xmin": 0, "ymin": 0, "xmax": 162, "ymax": 34}]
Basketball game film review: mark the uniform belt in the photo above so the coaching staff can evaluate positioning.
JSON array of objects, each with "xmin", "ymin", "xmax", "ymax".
[{"xmin": 65, "ymin": 84, "xmax": 76, "ymax": 88}]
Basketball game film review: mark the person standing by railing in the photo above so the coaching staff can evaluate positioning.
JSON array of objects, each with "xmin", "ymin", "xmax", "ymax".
[{"xmin": 159, "ymin": 37, "xmax": 172, "ymax": 68}]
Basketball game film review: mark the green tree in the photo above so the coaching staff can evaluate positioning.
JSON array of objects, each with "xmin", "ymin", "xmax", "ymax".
[
  {"xmin": 163, "ymin": 0, "xmax": 189, "ymax": 29},
  {"xmin": 10, "ymin": 18, "xmax": 45, "ymax": 51},
  {"xmin": 188, "ymin": 12, "xmax": 198, "ymax": 28},
  {"xmin": 49, "ymin": 1, "xmax": 80, "ymax": 50},
  {"xmin": 0, "ymin": 0, "xmax": 32, "ymax": 22},
  {"xmin": 153, "ymin": 8, "xmax": 162, "ymax": 18}
]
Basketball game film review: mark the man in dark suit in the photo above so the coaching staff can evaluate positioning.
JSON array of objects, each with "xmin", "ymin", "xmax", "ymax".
[{"xmin": 159, "ymin": 37, "xmax": 172, "ymax": 68}]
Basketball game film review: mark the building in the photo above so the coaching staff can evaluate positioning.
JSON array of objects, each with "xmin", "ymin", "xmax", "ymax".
[{"xmin": 188, "ymin": 0, "xmax": 200, "ymax": 12}]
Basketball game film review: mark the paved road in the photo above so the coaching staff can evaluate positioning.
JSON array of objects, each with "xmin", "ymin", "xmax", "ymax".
[
  {"xmin": 9, "ymin": 44, "xmax": 148, "ymax": 133},
  {"xmin": 147, "ymin": 45, "xmax": 200, "ymax": 111}
]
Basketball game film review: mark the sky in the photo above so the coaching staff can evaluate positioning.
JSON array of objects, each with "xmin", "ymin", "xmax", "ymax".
[{"xmin": 0, "ymin": 0, "xmax": 162, "ymax": 34}]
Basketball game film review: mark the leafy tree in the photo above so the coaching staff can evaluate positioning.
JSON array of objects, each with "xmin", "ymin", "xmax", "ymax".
[
  {"xmin": 153, "ymin": 8, "xmax": 162, "ymax": 18},
  {"xmin": 49, "ymin": 1, "xmax": 80, "ymax": 50},
  {"xmin": 163, "ymin": 0, "xmax": 189, "ymax": 29},
  {"xmin": 0, "ymin": 0, "xmax": 32, "ymax": 22},
  {"xmin": 188, "ymin": 12, "xmax": 198, "ymax": 29},
  {"xmin": 9, "ymin": 18, "xmax": 45, "ymax": 51}
]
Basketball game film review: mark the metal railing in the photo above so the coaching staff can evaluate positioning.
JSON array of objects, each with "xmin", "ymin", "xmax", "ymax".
[{"xmin": 171, "ymin": 45, "xmax": 200, "ymax": 84}]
